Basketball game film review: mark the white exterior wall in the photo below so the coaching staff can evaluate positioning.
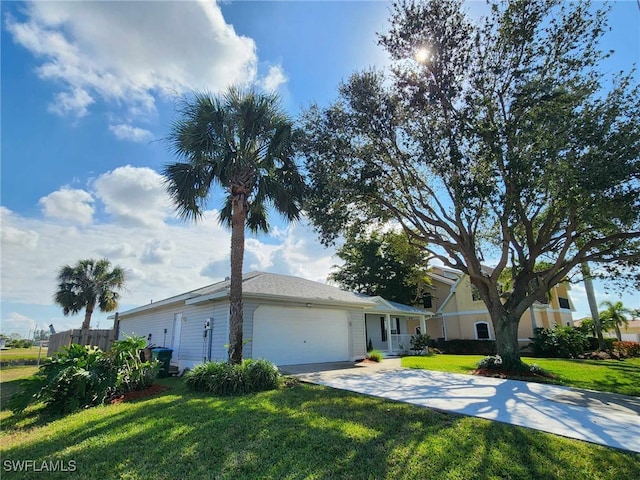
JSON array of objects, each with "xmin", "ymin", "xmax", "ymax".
[
  {"xmin": 118, "ymin": 301, "xmax": 226, "ymax": 371},
  {"xmin": 119, "ymin": 299, "xmax": 368, "ymax": 368}
]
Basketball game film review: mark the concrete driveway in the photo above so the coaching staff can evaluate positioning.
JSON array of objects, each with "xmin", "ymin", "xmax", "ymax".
[{"xmin": 283, "ymin": 360, "xmax": 640, "ymax": 453}]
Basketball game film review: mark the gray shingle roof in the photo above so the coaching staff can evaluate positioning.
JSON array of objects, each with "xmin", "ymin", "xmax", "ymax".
[
  {"xmin": 115, "ymin": 272, "xmax": 435, "ymax": 318},
  {"xmin": 193, "ymin": 271, "xmax": 375, "ymax": 305}
]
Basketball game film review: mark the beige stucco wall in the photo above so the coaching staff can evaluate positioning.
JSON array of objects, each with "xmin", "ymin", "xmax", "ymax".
[{"xmin": 430, "ymin": 273, "xmax": 575, "ymax": 342}]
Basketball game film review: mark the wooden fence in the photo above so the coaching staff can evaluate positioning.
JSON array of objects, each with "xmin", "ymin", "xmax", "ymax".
[{"xmin": 47, "ymin": 328, "xmax": 117, "ymax": 357}]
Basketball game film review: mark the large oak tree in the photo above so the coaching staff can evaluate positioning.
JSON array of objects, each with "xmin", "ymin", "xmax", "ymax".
[{"xmin": 300, "ymin": 0, "xmax": 640, "ymax": 370}]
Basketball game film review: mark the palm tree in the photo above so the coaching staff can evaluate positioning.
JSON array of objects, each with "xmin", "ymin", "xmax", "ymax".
[
  {"xmin": 599, "ymin": 300, "xmax": 632, "ymax": 342},
  {"xmin": 581, "ymin": 262, "xmax": 606, "ymax": 350},
  {"xmin": 54, "ymin": 259, "xmax": 126, "ymax": 330},
  {"xmin": 164, "ymin": 87, "xmax": 305, "ymax": 364}
]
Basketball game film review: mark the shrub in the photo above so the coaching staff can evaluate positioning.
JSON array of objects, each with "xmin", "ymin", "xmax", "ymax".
[
  {"xmin": 109, "ymin": 336, "xmax": 159, "ymax": 394},
  {"xmin": 366, "ymin": 350, "xmax": 383, "ymax": 362},
  {"xmin": 613, "ymin": 341, "xmax": 640, "ymax": 358},
  {"xmin": 244, "ymin": 359, "xmax": 281, "ymax": 392},
  {"xmin": 477, "ymin": 355, "xmax": 503, "ymax": 370},
  {"xmin": 586, "ymin": 336, "xmax": 616, "ymax": 351},
  {"xmin": 530, "ymin": 326, "xmax": 589, "ymax": 358},
  {"xmin": 410, "ymin": 334, "xmax": 430, "ymax": 354},
  {"xmin": 441, "ymin": 339, "xmax": 497, "ymax": 355},
  {"xmin": 10, "ymin": 337, "xmax": 158, "ymax": 414},
  {"xmin": 184, "ymin": 359, "xmax": 281, "ymax": 396}
]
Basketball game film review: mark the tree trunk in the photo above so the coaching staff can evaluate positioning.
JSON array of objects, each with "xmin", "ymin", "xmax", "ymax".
[
  {"xmin": 581, "ymin": 262, "xmax": 605, "ymax": 350},
  {"xmin": 492, "ymin": 311, "xmax": 526, "ymax": 371},
  {"xmin": 614, "ymin": 323, "xmax": 622, "ymax": 342},
  {"xmin": 82, "ymin": 301, "xmax": 95, "ymax": 330},
  {"xmin": 228, "ymin": 196, "xmax": 246, "ymax": 365}
]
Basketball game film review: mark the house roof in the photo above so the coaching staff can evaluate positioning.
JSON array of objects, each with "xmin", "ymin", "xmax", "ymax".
[
  {"xmin": 113, "ymin": 272, "xmax": 436, "ymax": 319},
  {"xmin": 115, "ymin": 272, "xmax": 382, "ymax": 318},
  {"xmin": 364, "ymin": 296, "xmax": 433, "ymax": 316}
]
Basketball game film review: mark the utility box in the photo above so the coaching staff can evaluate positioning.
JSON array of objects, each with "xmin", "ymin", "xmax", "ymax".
[{"xmin": 151, "ymin": 348, "xmax": 173, "ymax": 378}]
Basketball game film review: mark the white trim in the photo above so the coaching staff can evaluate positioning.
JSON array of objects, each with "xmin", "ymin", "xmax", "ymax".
[
  {"xmin": 186, "ymin": 292, "xmax": 375, "ymax": 308},
  {"xmin": 518, "ymin": 338, "xmax": 531, "ymax": 342},
  {"xmin": 440, "ymin": 310, "xmax": 489, "ymax": 317},
  {"xmin": 436, "ymin": 275, "xmax": 463, "ymax": 314},
  {"xmin": 474, "ymin": 321, "xmax": 492, "ymax": 340}
]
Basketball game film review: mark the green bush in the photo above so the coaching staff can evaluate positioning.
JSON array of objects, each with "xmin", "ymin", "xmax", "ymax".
[
  {"xmin": 530, "ymin": 326, "xmax": 589, "ymax": 358},
  {"xmin": 366, "ymin": 350, "xmax": 383, "ymax": 362},
  {"xmin": 184, "ymin": 359, "xmax": 281, "ymax": 396},
  {"xmin": 10, "ymin": 337, "xmax": 158, "ymax": 414},
  {"xmin": 410, "ymin": 334, "xmax": 431, "ymax": 354},
  {"xmin": 586, "ymin": 336, "xmax": 617, "ymax": 351},
  {"xmin": 441, "ymin": 339, "xmax": 497, "ymax": 355}
]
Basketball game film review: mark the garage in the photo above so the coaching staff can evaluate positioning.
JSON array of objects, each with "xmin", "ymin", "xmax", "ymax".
[{"xmin": 252, "ymin": 305, "xmax": 350, "ymax": 365}]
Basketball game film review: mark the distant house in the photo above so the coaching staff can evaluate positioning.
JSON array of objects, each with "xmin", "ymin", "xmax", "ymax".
[
  {"xmin": 573, "ymin": 318, "xmax": 640, "ymax": 342},
  {"xmin": 114, "ymin": 272, "xmax": 432, "ymax": 369},
  {"xmin": 423, "ymin": 266, "xmax": 575, "ymax": 345}
]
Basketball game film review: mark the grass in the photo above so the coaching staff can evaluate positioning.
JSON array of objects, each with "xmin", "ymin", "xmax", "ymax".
[
  {"xmin": 1, "ymin": 371, "xmax": 639, "ymax": 479},
  {"xmin": 0, "ymin": 366, "xmax": 39, "ymax": 410},
  {"xmin": 402, "ymin": 355, "xmax": 640, "ymax": 396},
  {"xmin": 0, "ymin": 346, "xmax": 47, "ymax": 363}
]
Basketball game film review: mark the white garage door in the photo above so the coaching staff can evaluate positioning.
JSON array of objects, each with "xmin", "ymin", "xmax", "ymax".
[{"xmin": 252, "ymin": 306, "xmax": 350, "ymax": 365}]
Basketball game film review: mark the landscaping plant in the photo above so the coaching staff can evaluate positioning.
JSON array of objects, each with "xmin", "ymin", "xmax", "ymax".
[
  {"xmin": 184, "ymin": 359, "xmax": 280, "ymax": 395},
  {"xmin": 366, "ymin": 350, "xmax": 383, "ymax": 362},
  {"xmin": 9, "ymin": 337, "xmax": 158, "ymax": 414},
  {"xmin": 530, "ymin": 326, "xmax": 590, "ymax": 359}
]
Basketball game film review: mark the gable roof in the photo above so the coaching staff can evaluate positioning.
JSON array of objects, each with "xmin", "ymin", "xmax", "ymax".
[
  {"xmin": 186, "ymin": 271, "xmax": 376, "ymax": 307},
  {"xmin": 115, "ymin": 272, "xmax": 377, "ymax": 318},
  {"xmin": 365, "ymin": 296, "xmax": 433, "ymax": 316}
]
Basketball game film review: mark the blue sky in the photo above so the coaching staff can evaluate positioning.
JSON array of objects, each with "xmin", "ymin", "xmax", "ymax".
[{"xmin": 1, "ymin": 1, "xmax": 638, "ymax": 337}]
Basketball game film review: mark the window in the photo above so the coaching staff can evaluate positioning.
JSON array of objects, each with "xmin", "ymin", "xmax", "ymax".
[
  {"xmin": 475, "ymin": 322, "xmax": 490, "ymax": 340},
  {"xmin": 390, "ymin": 317, "xmax": 401, "ymax": 334},
  {"xmin": 423, "ymin": 295, "xmax": 433, "ymax": 309},
  {"xmin": 471, "ymin": 284, "xmax": 482, "ymax": 301},
  {"xmin": 380, "ymin": 317, "xmax": 387, "ymax": 342},
  {"xmin": 559, "ymin": 297, "xmax": 570, "ymax": 309}
]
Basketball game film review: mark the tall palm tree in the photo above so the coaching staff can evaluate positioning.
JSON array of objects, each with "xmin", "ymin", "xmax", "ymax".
[
  {"xmin": 581, "ymin": 262, "xmax": 606, "ymax": 350},
  {"xmin": 599, "ymin": 300, "xmax": 632, "ymax": 342},
  {"xmin": 54, "ymin": 258, "xmax": 126, "ymax": 330},
  {"xmin": 164, "ymin": 87, "xmax": 305, "ymax": 364}
]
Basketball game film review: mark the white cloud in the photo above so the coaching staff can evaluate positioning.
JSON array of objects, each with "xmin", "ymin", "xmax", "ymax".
[
  {"xmin": 108, "ymin": 123, "xmax": 153, "ymax": 143},
  {"xmin": 5, "ymin": 1, "xmax": 258, "ymax": 119},
  {"xmin": 48, "ymin": 87, "xmax": 94, "ymax": 117},
  {"xmin": 140, "ymin": 238, "xmax": 175, "ymax": 265},
  {"xmin": 38, "ymin": 187, "xmax": 94, "ymax": 225},
  {"xmin": 1, "ymin": 176, "xmax": 341, "ymax": 328},
  {"xmin": 1, "ymin": 312, "xmax": 38, "ymax": 337},
  {"xmin": 261, "ymin": 64, "xmax": 287, "ymax": 92},
  {"xmin": 93, "ymin": 165, "xmax": 170, "ymax": 228}
]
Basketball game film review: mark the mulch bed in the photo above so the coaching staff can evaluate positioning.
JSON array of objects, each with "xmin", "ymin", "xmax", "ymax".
[
  {"xmin": 472, "ymin": 368, "xmax": 558, "ymax": 381},
  {"xmin": 110, "ymin": 384, "xmax": 171, "ymax": 404}
]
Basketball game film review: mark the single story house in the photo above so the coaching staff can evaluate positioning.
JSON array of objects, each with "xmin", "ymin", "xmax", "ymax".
[{"xmin": 114, "ymin": 272, "xmax": 432, "ymax": 369}]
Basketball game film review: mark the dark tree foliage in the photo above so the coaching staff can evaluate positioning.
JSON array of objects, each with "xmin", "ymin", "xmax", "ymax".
[
  {"xmin": 330, "ymin": 230, "xmax": 430, "ymax": 306},
  {"xmin": 300, "ymin": 0, "xmax": 640, "ymax": 370}
]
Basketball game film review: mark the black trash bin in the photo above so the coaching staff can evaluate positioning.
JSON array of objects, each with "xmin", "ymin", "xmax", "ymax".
[{"xmin": 151, "ymin": 348, "xmax": 173, "ymax": 378}]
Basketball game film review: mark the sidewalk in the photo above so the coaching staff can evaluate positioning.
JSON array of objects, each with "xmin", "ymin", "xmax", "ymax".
[{"xmin": 288, "ymin": 360, "xmax": 640, "ymax": 453}]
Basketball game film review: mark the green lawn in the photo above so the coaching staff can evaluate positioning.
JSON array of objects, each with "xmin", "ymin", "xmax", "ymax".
[
  {"xmin": 0, "ymin": 366, "xmax": 39, "ymax": 410},
  {"xmin": 1, "ymin": 374, "xmax": 639, "ymax": 479},
  {"xmin": 402, "ymin": 355, "xmax": 640, "ymax": 396},
  {"xmin": 0, "ymin": 346, "xmax": 47, "ymax": 363}
]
